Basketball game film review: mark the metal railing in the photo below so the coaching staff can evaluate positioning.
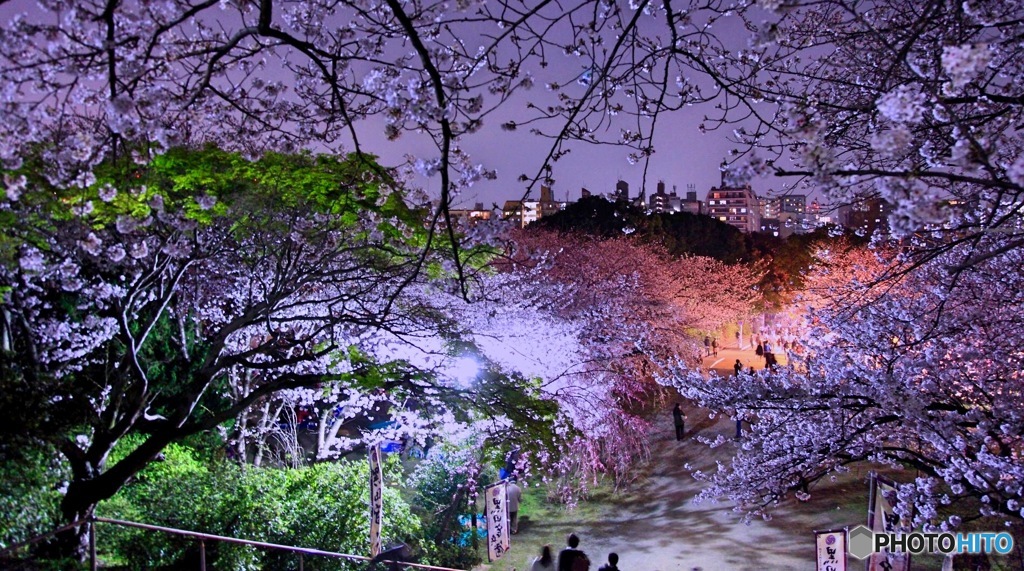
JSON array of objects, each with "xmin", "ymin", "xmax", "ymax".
[{"xmin": 2, "ymin": 517, "xmax": 467, "ymax": 571}]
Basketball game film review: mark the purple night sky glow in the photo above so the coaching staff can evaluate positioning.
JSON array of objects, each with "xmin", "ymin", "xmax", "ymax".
[{"xmin": 0, "ymin": 0, "xmax": 782, "ymax": 209}]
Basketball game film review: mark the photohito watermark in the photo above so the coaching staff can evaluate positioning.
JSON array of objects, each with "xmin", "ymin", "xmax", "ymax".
[{"xmin": 847, "ymin": 525, "xmax": 1015, "ymax": 560}]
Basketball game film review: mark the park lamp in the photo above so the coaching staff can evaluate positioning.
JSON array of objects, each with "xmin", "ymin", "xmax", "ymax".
[{"xmin": 448, "ymin": 355, "xmax": 480, "ymax": 389}]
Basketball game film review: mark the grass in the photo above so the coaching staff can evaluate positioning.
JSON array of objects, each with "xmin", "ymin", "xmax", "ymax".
[{"xmin": 467, "ymin": 477, "xmax": 625, "ymax": 571}]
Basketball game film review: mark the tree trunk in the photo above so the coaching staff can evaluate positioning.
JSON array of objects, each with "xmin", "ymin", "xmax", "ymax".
[
  {"xmin": 42, "ymin": 432, "xmax": 173, "ymax": 561},
  {"xmin": 35, "ymin": 502, "xmax": 93, "ymax": 562}
]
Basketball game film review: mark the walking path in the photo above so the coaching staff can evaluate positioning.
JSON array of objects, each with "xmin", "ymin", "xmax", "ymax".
[{"xmin": 480, "ymin": 339, "xmax": 949, "ymax": 571}]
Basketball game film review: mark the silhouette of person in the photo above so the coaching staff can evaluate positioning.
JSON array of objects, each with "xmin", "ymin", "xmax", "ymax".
[
  {"xmin": 558, "ymin": 533, "xmax": 589, "ymax": 571},
  {"xmin": 672, "ymin": 403, "xmax": 685, "ymax": 441}
]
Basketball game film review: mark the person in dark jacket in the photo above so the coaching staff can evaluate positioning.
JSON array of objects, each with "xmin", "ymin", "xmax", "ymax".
[
  {"xmin": 672, "ymin": 403, "xmax": 685, "ymax": 441},
  {"xmin": 558, "ymin": 533, "xmax": 589, "ymax": 571},
  {"xmin": 597, "ymin": 552, "xmax": 620, "ymax": 571}
]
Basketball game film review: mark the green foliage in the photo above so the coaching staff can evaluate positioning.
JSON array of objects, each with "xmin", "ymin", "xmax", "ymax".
[
  {"xmin": 474, "ymin": 371, "xmax": 561, "ymax": 453},
  {"xmin": 7, "ymin": 146, "xmax": 426, "ymax": 241},
  {"xmin": 409, "ymin": 441, "xmax": 492, "ymax": 570},
  {"xmin": 0, "ymin": 445, "xmax": 67, "ymax": 550},
  {"xmin": 645, "ymin": 210, "xmax": 750, "ymax": 262},
  {"xmin": 98, "ymin": 440, "xmax": 421, "ymax": 571},
  {"xmin": 535, "ymin": 196, "xmax": 751, "ymax": 263},
  {"xmin": 749, "ymin": 225, "xmax": 867, "ymax": 310}
]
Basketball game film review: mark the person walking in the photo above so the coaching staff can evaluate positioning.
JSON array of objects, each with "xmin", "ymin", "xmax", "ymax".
[
  {"xmin": 703, "ymin": 335, "xmax": 711, "ymax": 356},
  {"xmin": 711, "ymin": 338, "xmax": 718, "ymax": 357},
  {"xmin": 755, "ymin": 342, "xmax": 764, "ymax": 361},
  {"xmin": 672, "ymin": 403, "xmax": 685, "ymax": 441},
  {"xmin": 507, "ymin": 478, "xmax": 523, "ymax": 534},
  {"xmin": 558, "ymin": 533, "xmax": 590, "ymax": 571},
  {"xmin": 531, "ymin": 545, "xmax": 556, "ymax": 571},
  {"xmin": 597, "ymin": 553, "xmax": 620, "ymax": 571},
  {"xmin": 733, "ymin": 359, "xmax": 743, "ymax": 377}
]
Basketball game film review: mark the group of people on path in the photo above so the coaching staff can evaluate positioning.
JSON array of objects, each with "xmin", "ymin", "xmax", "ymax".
[
  {"xmin": 529, "ymin": 534, "xmax": 619, "ymax": 571},
  {"xmin": 703, "ymin": 335, "xmax": 718, "ymax": 357},
  {"xmin": 754, "ymin": 339, "xmax": 778, "ymax": 368}
]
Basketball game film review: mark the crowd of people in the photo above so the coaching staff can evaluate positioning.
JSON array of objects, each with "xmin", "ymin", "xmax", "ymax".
[
  {"xmin": 703, "ymin": 327, "xmax": 803, "ymax": 375},
  {"xmin": 527, "ymin": 534, "xmax": 620, "ymax": 571},
  {"xmin": 700, "ymin": 326, "xmax": 804, "ymax": 377}
]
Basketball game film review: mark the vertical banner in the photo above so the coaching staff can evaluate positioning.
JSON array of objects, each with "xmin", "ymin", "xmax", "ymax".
[
  {"xmin": 369, "ymin": 442, "xmax": 384, "ymax": 558},
  {"xmin": 815, "ymin": 529, "xmax": 847, "ymax": 571},
  {"xmin": 484, "ymin": 481, "xmax": 510, "ymax": 561},
  {"xmin": 866, "ymin": 474, "xmax": 910, "ymax": 571}
]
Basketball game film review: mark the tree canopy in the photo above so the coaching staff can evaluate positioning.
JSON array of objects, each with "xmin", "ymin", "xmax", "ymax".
[
  {"xmin": 534, "ymin": 195, "xmax": 752, "ymax": 263},
  {"xmin": 1, "ymin": 147, "xmax": 443, "ymax": 554},
  {"xmin": 3, "ymin": 0, "xmax": 1024, "ymax": 558}
]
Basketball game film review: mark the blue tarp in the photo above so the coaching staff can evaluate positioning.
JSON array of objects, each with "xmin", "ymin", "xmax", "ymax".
[{"xmin": 455, "ymin": 515, "xmax": 487, "ymax": 546}]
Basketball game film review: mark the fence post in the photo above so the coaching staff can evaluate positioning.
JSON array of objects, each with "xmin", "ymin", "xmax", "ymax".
[
  {"xmin": 199, "ymin": 539, "xmax": 206, "ymax": 571},
  {"xmin": 90, "ymin": 519, "xmax": 97, "ymax": 571},
  {"xmin": 299, "ymin": 553, "xmax": 304, "ymax": 571}
]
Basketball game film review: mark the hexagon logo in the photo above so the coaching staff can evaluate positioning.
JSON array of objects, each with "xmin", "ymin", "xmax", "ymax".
[{"xmin": 847, "ymin": 525, "xmax": 875, "ymax": 560}]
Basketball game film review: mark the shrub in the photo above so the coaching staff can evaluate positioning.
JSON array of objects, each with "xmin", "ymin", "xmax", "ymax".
[{"xmin": 98, "ymin": 441, "xmax": 420, "ymax": 571}]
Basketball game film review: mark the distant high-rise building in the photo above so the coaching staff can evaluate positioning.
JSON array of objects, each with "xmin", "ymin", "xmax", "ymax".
[
  {"xmin": 759, "ymin": 197, "xmax": 780, "ymax": 220},
  {"xmin": 448, "ymin": 202, "xmax": 492, "ymax": 226},
  {"xmin": 539, "ymin": 185, "xmax": 561, "ymax": 218},
  {"xmin": 760, "ymin": 194, "xmax": 809, "ymax": 236},
  {"xmin": 614, "ymin": 180, "xmax": 629, "ymax": 202},
  {"xmin": 780, "ymin": 194, "xmax": 807, "ymax": 215},
  {"xmin": 806, "ymin": 198, "xmax": 834, "ymax": 226},
  {"xmin": 501, "ymin": 199, "xmax": 539, "ymax": 228},
  {"xmin": 839, "ymin": 198, "xmax": 891, "ymax": 236},
  {"xmin": 680, "ymin": 185, "xmax": 702, "ymax": 214},
  {"xmin": 706, "ymin": 183, "xmax": 760, "ymax": 233},
  {"xmin": 502, "ymin": 185, "xmax": 564, "ymax": 228},
  {"xmin": 648, "ymin": 180, "xmax": 673, "ymax": 213}
]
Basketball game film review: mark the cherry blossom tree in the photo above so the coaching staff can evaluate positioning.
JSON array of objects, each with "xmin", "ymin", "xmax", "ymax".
[
  {"xmin": 717, "ymin": 1, "xmax": 1024, "ymax": 260},
  {"xmin": 3, "ymin": 0, "xmax": 1020, "ymax": 245},
  {"xmin": 665, "ymin": 238, "xmax": 1024, "ymax": 528},
  {"xmin": 472, "ymin": 229, "xmax": 757, "ymax": 494},
  {"xmin": 5, "ymin": 0, "xmax": 1024, "ymax": 551},
  {"xmin": 0, "ymin": 149, "xmax": 590, "ymax": 561},
  {"xmin": 648, "ymin": 0, "xmax": 1024, "ymax": 532},
  {"xmin": 0, "ymin": 148, "xmax": 479, "ymax": 557}
]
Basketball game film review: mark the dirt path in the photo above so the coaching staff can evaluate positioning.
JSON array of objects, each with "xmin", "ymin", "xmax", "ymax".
[
  {"xmin": 478, "ymin": 341, "xmax": 950, "ymax": 571},
  {"xmin": 486, "ymin": 405, "xmax": 875, "ymax": 571}
]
